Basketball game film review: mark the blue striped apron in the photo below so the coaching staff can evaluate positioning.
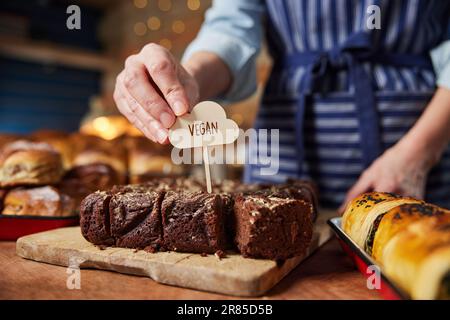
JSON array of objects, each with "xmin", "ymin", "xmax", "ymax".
[{"xmin": 245, "ymin": 0, "xmax": 450, "ymax": 209}]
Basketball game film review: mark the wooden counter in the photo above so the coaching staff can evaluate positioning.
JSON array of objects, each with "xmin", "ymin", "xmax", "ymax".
[{"xmin": 0, "ymin": 238, "xmax": 380, "ymax": 300}]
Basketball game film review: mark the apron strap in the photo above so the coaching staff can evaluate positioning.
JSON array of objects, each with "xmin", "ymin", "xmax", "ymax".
[{"xmin": 275, "ymin": 32, "xmax": 433, "ymax": 177}]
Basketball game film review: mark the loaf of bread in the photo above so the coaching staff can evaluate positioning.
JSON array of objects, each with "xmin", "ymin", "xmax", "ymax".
[
  {"xmin": 342, "ymin": 192, "xmax": 422, "ymax": 250},
  {"xmin": 381, "ymin": 215, "xmax": 450, "ymax": 300},
  {"xmin": 1, "ymin": 186, "xmax": 76, "ymax": 217},
  {"xmin": 80, "ymin": 178, "xmax": 317, "ymax": 260},
  {"xmin": 342, "ymin": 192, "xmax": 450, "ymax": 300},
  {"xmin": 0, "ymin": 140, "xmax": 64, "ymax": 188}
]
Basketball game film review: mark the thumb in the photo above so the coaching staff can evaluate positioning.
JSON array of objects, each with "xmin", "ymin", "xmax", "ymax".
[{"xmin": 338, "ymin": 172, "xmax": 373, "ymax": 214}]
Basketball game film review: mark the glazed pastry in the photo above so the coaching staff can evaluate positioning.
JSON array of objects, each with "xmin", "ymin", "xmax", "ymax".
[
  {"xmin": 31, "ymin": 130, "xmax": 74, "ymax": 169},
  {"xmin": 371, "ymin": 203, "xmax": 450, "ymax": 260},
  {"xmin": 341, "ymin": 192, "xmax": 422, "ymax": 249},
  {"xmin": 0, "ymin": 140, "xmax": 64, "ymax": 187},
  {"xmin": 381, "ymin": 215, "xmax": 450, "ymax": 300},
  {"xmin": 1, "ymin": 186, "xmax": 75, "ymax": 217}
]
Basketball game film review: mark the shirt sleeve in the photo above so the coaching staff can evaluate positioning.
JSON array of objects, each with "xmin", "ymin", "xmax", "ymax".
[
  {"xmin": 431, "ymin": 40, "xmax": 450, "ymax": 90},
  {"xmin": 182, "ymin": 0, "xmax": 265, "ymax": 103}
]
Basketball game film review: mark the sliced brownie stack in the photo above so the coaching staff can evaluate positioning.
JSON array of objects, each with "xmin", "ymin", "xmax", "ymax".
[{"xmin": 80, "ymin": 178, "xmax": 317, "ymax": 260}]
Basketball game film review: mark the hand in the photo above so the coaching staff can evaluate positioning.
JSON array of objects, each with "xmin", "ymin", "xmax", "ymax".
[
  {"xmin": 113, "ymin": 43, "xmax": 199, "ymax": 143},
  {"xmin": 338, "ymin": 141, "xmax": 437, "ymax": 213}
]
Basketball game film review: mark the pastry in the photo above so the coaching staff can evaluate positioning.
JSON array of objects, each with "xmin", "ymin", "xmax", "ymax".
[
  {"xmin": 371, "ymin": 203, "xmax": 449, "ymax": 259},
  {"xmin": 381, "ymin": 215, "xmax": 450, "ymax": 299},
  {"xmin": 341, "ymin": 192, "xmax": 422, "ymax": 249},
  {"xmin": 0, "ymin": 140, "xmax": 64, "ymax": 187},
  {"xmin": 31, "ymin": 130, "xmax": 74, "ymax": 169},
  {"xmin": 71, "ymin": 133, "xmax": 127, "ymax": 178},
  {"xmin": 127, "ymin": 136, "xmax": 184, "ymax": 182},
  {"xmin": 1, "ymin": 186, "xmax": 75, "ymax": 217},
  {"xmin": 59, "ymin": 163, "xmax": 123, "ymax": 207}
]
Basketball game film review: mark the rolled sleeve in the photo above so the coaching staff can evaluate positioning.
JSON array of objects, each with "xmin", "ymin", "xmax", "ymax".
[
  {"xmin": 182, "ymin": 0, "xmax": 265, "ymax": 103},
  {"xmin": 431, "ymin": 40, "xmax": 450, "ymax": 90}
]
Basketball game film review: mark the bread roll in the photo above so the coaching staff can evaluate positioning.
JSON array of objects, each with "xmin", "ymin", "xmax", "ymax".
[
  {"xmin": 126, "ymin": 136, "xmax": 184, "ymax": 181},
  {"xmin": 0, "ymin": 133, "xmax": 22, "ymax": 150},
  {"xmin": 371, "ymin": 203, "xmax": 450, "ymax": 261},
  {"xmin": 71, "ymin": 134, "xmax": 127, "ymax": 177},
  {"xmin": 31, "ymin": 130, "xmax": 74, "ymax": 169},
  {"xmin": 2, "ymin": 186, "xmax": 75, "ymax": 217},
  {"xmin": 342, "ymin": 192, "xmax": 422, "ymax": 249},
  {"xmin": 381, "ymin": 215, "xmax": 450, "ymax": 299},
  {"xmin": 59, "ymin": 163, "xmax": 124, "ymax": 207},
  {"xmin": 0, "ymin": 140, "xmax": 64, "ymax": 187}
]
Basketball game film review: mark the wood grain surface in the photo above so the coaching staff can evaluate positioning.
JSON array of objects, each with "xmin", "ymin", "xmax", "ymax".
[
  {"xmin": 14, "ymin": 210, "xmax": 334, "ymax": 297},
  {"xmin": 0, "ymin": 238, "xmax": 380, "ymax": 299}
]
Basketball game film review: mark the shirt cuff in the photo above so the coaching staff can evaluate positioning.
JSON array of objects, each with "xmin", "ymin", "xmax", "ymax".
[
  {"xmin": 182, "ymin": 30, "xmax": 258, "ymax": 104},
  {"xmin": 431, "ymin": 40, "xmax": 450, "ymax": 90}
]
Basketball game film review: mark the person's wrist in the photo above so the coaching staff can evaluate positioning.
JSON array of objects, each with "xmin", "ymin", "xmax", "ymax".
[{"xmin": 396, "ymin": 134, "xmax": 442, "ymax": 171}]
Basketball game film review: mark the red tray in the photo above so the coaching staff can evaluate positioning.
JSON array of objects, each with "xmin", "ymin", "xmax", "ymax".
[
  {"xmin": 0, "ymin": 214, "xmax": 79, "ymax": 241},
  {"xmin": 327, "ymin": 217, "xmax": 409, "ymax": 300}
]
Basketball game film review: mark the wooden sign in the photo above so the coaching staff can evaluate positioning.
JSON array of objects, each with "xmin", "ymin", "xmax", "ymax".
[{"xmin": 169, "ymin": 101, "xmax": 239, "ymax": 192}]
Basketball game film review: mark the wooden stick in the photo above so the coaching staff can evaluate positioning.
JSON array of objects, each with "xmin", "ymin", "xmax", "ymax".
[{"xmin": 203, "ymin": 146, "xmax": 212, "ymax": 193}]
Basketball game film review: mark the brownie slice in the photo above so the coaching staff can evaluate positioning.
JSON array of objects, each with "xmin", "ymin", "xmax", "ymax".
[
  {"xmin": 109, "ymin": 187, "xmax": 165, "ymax": 251},
  {"xmin": 233, "ymin": 193, "xmax": 313, "ymax": 260},
  {"xmin": 161, "ymin": 191, "xmax": 227, "ymax": 254},
  {"xmin": 80, "ymin": 191, "xmax": 114, "ymax": 245}
]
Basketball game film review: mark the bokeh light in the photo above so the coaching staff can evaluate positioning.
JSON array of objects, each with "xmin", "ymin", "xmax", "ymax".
[
  {"xmin": 147, "ymin": 16, "xmax": 161, "ymax": 31},
  {"xmin": 172, "ymin": 20, "xmax": 186, "ymax": 34},
  {"xmin": 159, "ymin": 38, "xmax": 172, "ymax": 50},
  {"xmin": 158, "ymin": 0, "xmax": 172, "ymax": 12},
  {"xmin": 133, "ymin": 22, "xmax": 147, "ymax": 36},
  {"xmin": 187, "ymin": 0, "xmax": 201, "ymax": 11},
  {"xmin": 133, "ymin": 0, "xmax": 148, "ymax": 9}
]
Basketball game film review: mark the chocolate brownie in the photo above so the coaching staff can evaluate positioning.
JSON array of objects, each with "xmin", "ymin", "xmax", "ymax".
[
  {"xmin": 80, "ymin": 190, "xmax": 114, "ymax": 245},
  {"xmin": 233, "ymin": 193, "xmax": 313, "ymax": 260},
  {"xmin": 109, "ymin": 187, "xmax": 165, "ymax": 251},
  {"xmin": 161, "ymin": 191, "xmax": 227, "ymax": 254}
]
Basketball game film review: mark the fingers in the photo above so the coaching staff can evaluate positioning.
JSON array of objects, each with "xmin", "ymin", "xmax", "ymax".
[
  {"xmin": 123, "ymin": 55, "xmax": 176, "ymax": 129},
  {"xmin": 338, "ymin": 170, "xmax": 374, "ymax": 213},
  {"xmin": 141, "ymin": 44, "xmax": 190, "ymax": 116},
  {"xmin": 114, "ymin": 73, "xmax": 169, "ymax": 144}
]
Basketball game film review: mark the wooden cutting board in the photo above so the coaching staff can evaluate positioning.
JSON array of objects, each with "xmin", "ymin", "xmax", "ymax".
[{"xmin": 16, "ymin": 210, "xmax": 335, "ymax": 297}]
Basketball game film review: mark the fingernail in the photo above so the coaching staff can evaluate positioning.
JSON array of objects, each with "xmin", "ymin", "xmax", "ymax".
[
  {"xmin": 173, "ymin": 101, "xmax": 186, "ymax": 116},
  {"xmin": 160, "ymin": 112, "xmax": 174, "ymax": 128},
  {"xmin": 156, "ymin": 129, "xmax": 167, "ymax": 143}
]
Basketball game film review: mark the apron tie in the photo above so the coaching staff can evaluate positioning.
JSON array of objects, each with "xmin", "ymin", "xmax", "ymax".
[{"xmin": 274, "ymin": 32, "xmax": 433, "ymax": 177}]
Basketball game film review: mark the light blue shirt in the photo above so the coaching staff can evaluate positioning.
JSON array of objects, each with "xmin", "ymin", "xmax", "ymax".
[{"xmin": 182, "ymin": 0, "xmax": 450, "ymax": 103}]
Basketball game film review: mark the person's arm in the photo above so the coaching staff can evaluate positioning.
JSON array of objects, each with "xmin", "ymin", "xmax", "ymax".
[
  {"xmin": 340, "ymin": 88, "xmax": 450, "ymax": 212},
  {"xmin": 113, "ymin": 0, "xmax": 264, "ymax": 144},
  {"xmin": 340, "ymin": 35, "xmax": 450, "ymax": 212}
]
